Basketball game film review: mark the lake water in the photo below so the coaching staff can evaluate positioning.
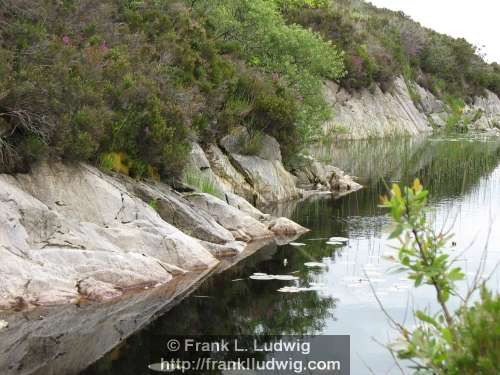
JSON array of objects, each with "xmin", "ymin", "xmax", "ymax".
[{"xmin": 83, "ymin": 134, "xmax": 500, "ymax": 375}]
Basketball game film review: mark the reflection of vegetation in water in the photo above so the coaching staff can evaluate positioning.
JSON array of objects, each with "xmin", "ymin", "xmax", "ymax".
[
  {"xmin": 321, "ymin": 136, "xmax": 500, "ymax": 199},
  {"xmin": 401, "ymin": 138, "xmax": 500, "ymax": 199},
  {"xmin": 83, "ymin": 135, "xmax": 500, "ymax": 375},
  {"xmin": 82, "ymin": 244, "xmax": 337, "ymax": 374}
]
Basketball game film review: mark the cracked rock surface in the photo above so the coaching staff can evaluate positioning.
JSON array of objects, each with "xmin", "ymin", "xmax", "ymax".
[{"xmin": 0, "ymin": 162, "xmax": 218, "ymax": 309}]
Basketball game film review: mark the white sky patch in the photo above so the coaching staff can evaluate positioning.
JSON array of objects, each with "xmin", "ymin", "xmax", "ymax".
[{"xmin": 368, "ymin": 0, "xmax": 500, "ymax": 63}]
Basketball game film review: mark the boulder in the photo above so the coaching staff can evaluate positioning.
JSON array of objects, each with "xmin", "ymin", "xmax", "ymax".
[
  {"xmin": 217, "ymin": 128, "xmax": 301, "ymax": 204},
  {"xmin": 415, "ymin": 84, "xmax": 445, "ymax": 114},
  {"xmin": 121, "ymin": 177, "xmax": 235, "ymax": 245},
  {"xmin": 188, "ymin": 142, "xmax": 211, "ymax": 170},
  {"xmin": 229, "ymin": 154, "xmax": 301, "ymax": 206},
  {"xmin": 329, "ymin": 166, "xmax": 363, "ymax": 196},
  {"xmin": 224, "ymin": 192, "xmax": 269, "ymax": 221},
  {"xmin": 204, "ymin": 143, "xmax": 255, "ymax": 202},
  {"xmin": 292, "ymin": 159, "xmax": 361, "ymax": 196},
  {"xmin": 184, "ymin": 193, "xmax": 274, "ymax": 242},
  {"xmin": 268, "ymin": 217, "xmax": 309, "ymax": 236},
  {"xmin": 219, "ymin": 126, "xmax": 282, "ymax": 161},
  {"xmin": 429, "ymin": 112, "xmax": 448, "ymax": 128}
]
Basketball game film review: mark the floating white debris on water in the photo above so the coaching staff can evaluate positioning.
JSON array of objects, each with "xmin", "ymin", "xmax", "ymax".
[
  {"xmin": 273, "ymin": 275, "xmax": 299, "ymax": 281},
  {"xmin": 232, "ymin": 278, "xmax": 245, "ymax": 282},
  {"xmin": 307, "ymin": 283, "xmax": 327, "ymax": 291},
  {"xmin": 304, "ymin": 262, "xmax": 327, "ymax": 269},
  {"xmin": 249, "ymin": 274, "xmax": 275, "ymax": 280},
  {"xmin": 0, "ymin": 320, "xmax": 8, "ymax": 330},
  {"xmin": 253, "ymin": 273, "xmax": 267, "ymax": 276},
  {"xmin": 329, "ymin": 237, "xmax": 349, "ymax": 243},
  {"xmin": 289, "ymin": 242, "xmax": 307, "ymax": 247},
  {"xmin": 278, "ymin": 286, "xmax": 303, "ymax": 293},
  {"xmin": 277, "ymin": 286, "xmax": 321, "ymax": 293},
  {"xmin": 249, "ymin": 273, "xmax": 299, "ymax": 281}
]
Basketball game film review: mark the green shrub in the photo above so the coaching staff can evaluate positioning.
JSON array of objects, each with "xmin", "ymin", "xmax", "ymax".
[
  {"xmin": 286, "ymin": 0, "xmax": 500, "ymax": 100},
  {"xmin": 0, "ymin": 0, "xmax": 347, "ymax": 176},
  {"xmin": 381, "ymin": 181, "xmax": 500, "ymax": 374}
]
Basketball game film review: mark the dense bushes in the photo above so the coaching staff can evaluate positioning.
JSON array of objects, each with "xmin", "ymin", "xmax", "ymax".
[
  {"xmin": 286, "ymin": 0, "xmax": 500, "ymax": 101},
  {"xmin": 0, "ymin": 0, "xmax": 345, "ymax": 177},
  {"xmin": 193, "ymin": 0, "xmax": 344, "ymax": 157},
  {"xmin": 2, "ymin": 0, "xmax": 497, "ymax": 179}
]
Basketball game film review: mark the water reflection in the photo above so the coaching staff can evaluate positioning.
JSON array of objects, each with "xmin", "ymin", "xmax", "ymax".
[{"xmin": 83, "ymin": 134, "xmax": 500, "ymax": 375}]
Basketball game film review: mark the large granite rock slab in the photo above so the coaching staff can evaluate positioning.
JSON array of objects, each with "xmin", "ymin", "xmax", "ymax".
[
  {"xmin": 472, "ymin": 90, "xmax": 500, "ymax": 133},
  {"xmin": 120, "ymin": 177, "xmax": 235, "ymax": 245},
  {"xmin": 229, "ymin": 153, "xmax": 301, "ymax": 206},
  {"xmin": 0, "ymin": 162, "xmax": 218, "ymax": 309},
  {"xmin": 323, "ymin": 77, "xmax": 433, "ymax": 139},
  {"xmin": 184, "ymin": 193, "xmax": 274, "ymax": 242},
  {"xmin": 204, "ymin": 143, "xmax": 255, "ymax": 202}
]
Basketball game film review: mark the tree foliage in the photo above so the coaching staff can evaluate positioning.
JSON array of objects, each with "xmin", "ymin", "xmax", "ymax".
[
  {"xmin": 381, "ymin": 181, "xmax": 500, "ymax": 374},
  {"xmin": 286, "ymin": 0, "xmax": 500, "ymax": 100},
  {"xmin": 0, "ymin": 0, "xmax": 345, "ymax": 175}
]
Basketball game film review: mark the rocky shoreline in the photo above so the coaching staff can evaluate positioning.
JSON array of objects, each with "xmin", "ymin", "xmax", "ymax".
[
  {"xmin": 324, "ymin": 76, "xmax": 500, "ymax": 138},
  {"xmin": 2, "ymin": 74, "xmax": 499, "ymax": 313},
  {"xmin": 0, "ymin": 128, "xmax": 360, "ymax": 311}
]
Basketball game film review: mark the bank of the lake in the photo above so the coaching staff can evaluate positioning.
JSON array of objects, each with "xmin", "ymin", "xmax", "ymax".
[{"xmin": 82, "ymin": 134, "xmax": 500, "ymax": 375}]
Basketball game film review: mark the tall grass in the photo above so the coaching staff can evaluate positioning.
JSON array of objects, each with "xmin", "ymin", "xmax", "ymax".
[{"xmin": 182, "ymin": 168, "xmax": 225, "ymax": 200}]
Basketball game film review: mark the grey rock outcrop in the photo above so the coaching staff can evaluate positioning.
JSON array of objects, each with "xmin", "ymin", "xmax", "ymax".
[
  {"xmin": 293, "ymin": 159, "xmax": 362, "ymax": 196},
  {"xmin": 204, "ymin": 143, "xmax": 255, "ymax": 202},
  {"xmin": 472, "ymin": 90, "xmax": 500, "ymax": 134},
  {"xmin": 121, "ymin": 177, "xmax": 235, "ymax": 245},
  {"xmin": 323, "ymin": 77, "xmax": 434, "ymax": 139},
  {"xmin": 229, "ymin": 153, "xmax": 301, "ymax": 206},
  {"xmin": 0, "ymin": 162, "xmax": 220, "ymax": 309},
  {"xmin": 323, "ymin": 76, "xmax": 500, "ymax": 138},
  {"xmin": 217, "ymin": 127, "xmax": 302, "ymax": 205},
  {"xmin": 267, "ymin": 217, "xmax": 309, "ymax": 236},
  {"xmin": 184, "ymin": 193, "xmax": 274, "ymax": 242}
]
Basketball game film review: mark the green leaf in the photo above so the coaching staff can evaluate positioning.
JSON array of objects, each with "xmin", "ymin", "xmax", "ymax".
[
  {"xmin": 448, "ymin": 267, "xmax": 465, "ymax": 281},
  {"xmin": 389, "ymin": 225, "xmax": 404, "ymax": 239},
  {"xmin": 441, "ymin": 328, "xmax": 453, "ymax": 344},
  {"xmin": 414, "ymin": 273, "xmax": 424, "ymax": 287},
  {"xmin": 416, "ymin": 310, "xmax": 439, "ymax": 328}
]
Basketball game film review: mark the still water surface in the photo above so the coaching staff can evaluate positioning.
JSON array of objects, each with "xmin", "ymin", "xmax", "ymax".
[{"xmin": 83, "ymin": 134, "xmax": 500, "ymax": 375}]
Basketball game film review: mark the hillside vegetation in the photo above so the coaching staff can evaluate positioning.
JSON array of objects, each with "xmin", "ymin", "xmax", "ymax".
[
  {"xmin": 286, "ymin": 0, "xmax": 500, "ymax": 98},
  {"xmin": 0, "ymin": 0, "xmax": 498, "ymax": 178}
]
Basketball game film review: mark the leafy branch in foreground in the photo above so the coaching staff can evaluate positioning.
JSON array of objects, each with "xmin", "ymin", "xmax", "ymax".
[{"xmin": 379, "ymin": 179, "xmax": 499, "ymax": 374}]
